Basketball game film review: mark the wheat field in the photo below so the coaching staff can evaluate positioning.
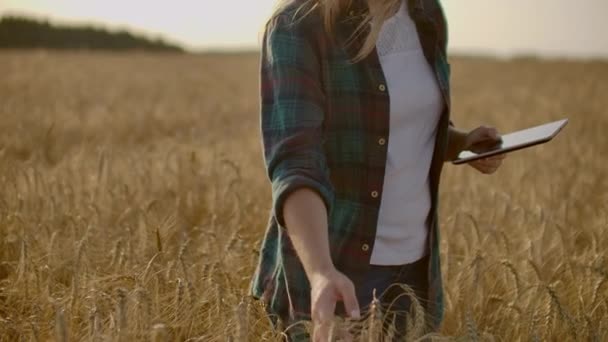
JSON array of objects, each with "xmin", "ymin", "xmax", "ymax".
[{"xmin": 0, "ymin": 50, "xmax": 607, "ymax": 341}]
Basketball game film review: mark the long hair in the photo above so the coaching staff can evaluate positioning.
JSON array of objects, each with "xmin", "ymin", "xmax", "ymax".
[{"xmin": 273, "ymin": 0, "xmax": 401, "ymax": 62}]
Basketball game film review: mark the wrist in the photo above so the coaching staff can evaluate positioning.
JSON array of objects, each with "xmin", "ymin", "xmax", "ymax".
[{"xmin": 307, "ymin": 262, "xmax": 337, "ymax": 282}]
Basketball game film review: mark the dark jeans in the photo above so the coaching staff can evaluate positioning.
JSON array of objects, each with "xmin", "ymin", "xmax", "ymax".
[
  {"xmin": 269, "ymin": 253, "xmax": 430, "ymax": 341},
  {"xmin": 350, "ymin": 253, "xmax": 430, "ymax": 340}
]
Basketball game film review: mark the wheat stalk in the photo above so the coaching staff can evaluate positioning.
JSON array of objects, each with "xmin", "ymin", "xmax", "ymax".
[
  {"xmin": 151, "ymin": 323, "xmax": 169, "ymax": 342},
  {"xmin": 55, "ymin": 305, "xmax": 68, "ymax": 342},
  {"xmin": 367, "ymin": 289, "xmax": 382, "ymax": 342},
  {"xmin": 235, "ymin": 298, "xmax": 249, "ymax": 342},
  {"xmin": 116, "ymin": 287, "xmax": 128, "ymax": 341},
  {"xmin": 465, "ymin": 309, "xmax": 479, "ymax": 342},
  {"xmin": 89, "ymin": 304, "xmax": 102, "ymax": 342},
  {"xmin": 545, "ymin": 284, "xmax": 577, "ymax": 339},
  {"xmin": 500, "ymin": 259, "xmax": 521, "ymax": 297}
]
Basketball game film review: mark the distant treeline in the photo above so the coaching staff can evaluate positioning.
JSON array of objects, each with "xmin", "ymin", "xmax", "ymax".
[{"xmin": 0, "ymin": 16, "xmax": 184, "ymax": 52}]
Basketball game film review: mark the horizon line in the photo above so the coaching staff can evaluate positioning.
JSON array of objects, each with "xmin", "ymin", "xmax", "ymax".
[{"xmin": 2, "ymin": 10, "xmax": 607, "ymax": 62}]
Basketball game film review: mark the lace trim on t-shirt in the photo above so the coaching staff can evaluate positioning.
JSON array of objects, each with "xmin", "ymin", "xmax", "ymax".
[{"xmin": 375, "ymin": 0, "xmax": 421, "ymax": 58}]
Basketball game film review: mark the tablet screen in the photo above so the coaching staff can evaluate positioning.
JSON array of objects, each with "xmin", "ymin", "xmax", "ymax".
[{"xmin": 453, "ymin": 119, "xmax": 568, "ymax": 164}]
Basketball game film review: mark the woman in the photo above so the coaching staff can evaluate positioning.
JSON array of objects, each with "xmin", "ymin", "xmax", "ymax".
[{"xmin": 250, "ymin": 0, "xmax": 505, "ymax": 340}]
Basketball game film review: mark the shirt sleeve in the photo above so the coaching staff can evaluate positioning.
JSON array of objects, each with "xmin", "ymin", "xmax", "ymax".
[{"xmin": 260, "ymin": 14, "xmax": 335, "ymax": 228}]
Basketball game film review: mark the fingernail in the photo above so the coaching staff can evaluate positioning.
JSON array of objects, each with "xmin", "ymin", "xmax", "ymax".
[{"xmin": 350, "ymin": 310, "xmax": 360, "ymax": 319}]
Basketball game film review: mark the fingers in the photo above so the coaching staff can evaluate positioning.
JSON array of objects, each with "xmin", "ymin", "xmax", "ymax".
[
  {"xmin": 481, "ymin": 155, "xmax": 505, "ymax": 164},
  {"xmin": 312, "ymin": 274, "xmax": 360, "ymax": 342},
  {"xmin": 312, "ymin": 294, "xmax": 336, "ymax": 325},
  {"xmin": 471, "ymin": 155, "xmax": 504, "ymax": 174},
  {"xmin": 466, "ymin": 126, "xmax": 502, "ymax": 153},
  {"xmin": 313, "ymin": 321, "xmax": 331, "ymax": 342},
  {"xmin": 337, "ymin": 277, "xmax": 360, "ymax": 320},
  {"xmin": 311, "ymin": 285, "xmax": 338, "ymax": 342},
  {"xmin": 471, "ymin": 125, "xmax": 498, "ymax": 140},
  {"xmin": 474, "ymin": 164, "xmax": 495, "ymax": 174},
  {"xmin": 485, "ymin": 126, "xmax": 499, "ymax": 140},
  {"xmin": 312, "ymin": 299, "xmax": 336, "ymax": 342}
]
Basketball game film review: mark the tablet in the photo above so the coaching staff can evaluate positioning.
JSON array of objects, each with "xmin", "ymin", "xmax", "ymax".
[{"xmin": 452, "ymin": 118, "xmax": 568, "ymax": 165}]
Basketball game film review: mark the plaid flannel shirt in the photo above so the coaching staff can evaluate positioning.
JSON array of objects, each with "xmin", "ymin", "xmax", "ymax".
[{"xmin": 250, "ymin": 0, "xmax": 452, "ymax": 334}]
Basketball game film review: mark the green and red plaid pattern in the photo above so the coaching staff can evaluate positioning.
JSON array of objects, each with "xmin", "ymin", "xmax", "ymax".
[{"xmin": 250, "ymin": 0, "xmax": 452, "ymax": 334}]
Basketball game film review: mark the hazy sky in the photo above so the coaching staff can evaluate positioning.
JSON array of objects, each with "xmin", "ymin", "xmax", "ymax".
[{"xmin": 1, "ymin": 0, "xmax": 607, "ymax": 58}]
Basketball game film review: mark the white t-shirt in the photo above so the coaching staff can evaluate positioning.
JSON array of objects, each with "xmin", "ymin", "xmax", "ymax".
[{"xmin": 370, "ymin": 0, "xmax": 443, "ymax": 265}]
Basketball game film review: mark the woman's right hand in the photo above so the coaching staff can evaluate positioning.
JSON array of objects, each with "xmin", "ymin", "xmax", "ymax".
[
  {"xmin": 310, "ymin": 268, "xmax": 360, "ymax": 342},
  {"xmin": 281, "ymin": 188, "xmax": 359, "ymax": 340}
]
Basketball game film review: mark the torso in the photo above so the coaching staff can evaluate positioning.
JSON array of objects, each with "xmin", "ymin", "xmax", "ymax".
[{"xmin": 370, "ymin": 0, "xmax": 443, "ymax": 265}]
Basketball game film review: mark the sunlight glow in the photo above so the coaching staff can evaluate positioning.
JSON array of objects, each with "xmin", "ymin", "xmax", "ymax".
[
  {"xmin": 0, "ymin": 0, "xmax": 278, "ymax": 50},
  {"xmin": 1, "ymin": 0, "xmax": 607, "ymax": 58}
]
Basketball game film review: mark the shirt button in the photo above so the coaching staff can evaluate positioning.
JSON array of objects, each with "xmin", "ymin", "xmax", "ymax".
[
  {"xmin": 361, "ymin": 244, "xmax": 370, "ymax": 252},
  {"xmin": 378, "ymin": 137, "xmax": 386, "ymax": 146},
  {"xmin": 378, "ymin": 84, "xmax": 386, "ymax": 92},
  {"xmin": 371, "ymin": 190, "xmax": 379, "ymax": 198}
]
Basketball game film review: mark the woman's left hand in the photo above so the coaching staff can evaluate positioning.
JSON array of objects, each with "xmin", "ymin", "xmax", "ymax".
[
  {"xmin": 468, "ymin": 154, "xmax": 505, "ymax": 174},
  {"xmin": 465, "ymin": 125, "xmax": 506, "ymax": 174}
]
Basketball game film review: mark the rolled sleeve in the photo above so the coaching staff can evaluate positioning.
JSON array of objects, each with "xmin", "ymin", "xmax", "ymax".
[
  {"xmin": 260, "ymin": 14, "xmax": 334, "ymax": 227},
  {"xmin": 271, "ymin": 168, "xmax": 334, "ymax": 228}
]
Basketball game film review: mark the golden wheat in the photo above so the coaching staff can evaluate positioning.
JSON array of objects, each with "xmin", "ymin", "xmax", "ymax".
[{"xmin": 0, "ymin": 50, "xmax": 606, "ymax": 341}]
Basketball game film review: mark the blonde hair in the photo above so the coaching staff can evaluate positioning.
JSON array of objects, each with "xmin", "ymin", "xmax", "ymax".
[{"xmin": 274, "ymin": 0, "xmax": 402, "ymax": 62}]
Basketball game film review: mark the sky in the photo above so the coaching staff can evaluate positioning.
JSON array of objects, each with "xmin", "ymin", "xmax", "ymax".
[{"xmin": 1, "ymin": 0, "xmax": 607, "ymax": 59}]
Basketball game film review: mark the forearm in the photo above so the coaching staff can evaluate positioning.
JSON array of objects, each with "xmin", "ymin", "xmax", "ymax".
[
  {"xmin": 445, "ymin": 125, "xmax": 469, "ymax": 161},
  {"xmin": 283, "ymin": 188, "xmax": 334, "ymax": 278}
]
